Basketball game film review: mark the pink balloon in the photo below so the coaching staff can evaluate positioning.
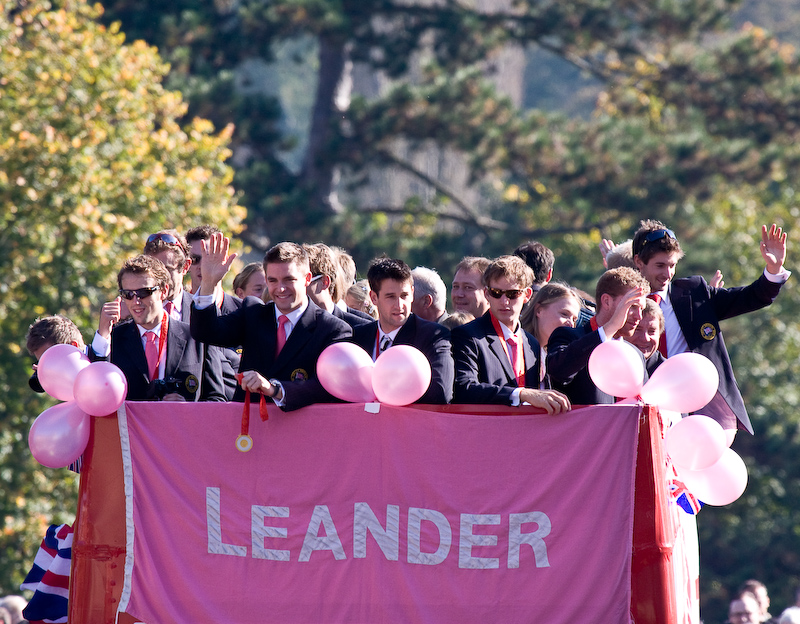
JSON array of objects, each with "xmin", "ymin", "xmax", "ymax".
[
  {"xmin": 28, "ymin": 401, "xmax": 90, "ymax": 468},
  {"xmin": 677, "ymin": 448, "xmax": 748, "ymax": 506},
  {"xmin": 372, "ymin": 345, "xmax": 431, "ymax": 406},
  {"xmin": 665, "ymin": 415, "xmax": 727, "ymax": 471},
  {"xmin": 317, "ymin": 343, "xmax": 376, "ymax": 403},
  {"xmin": 37, "ymin": 344, "xmax": 90, "ymax": 401},
  {"xmin": 73, "ymin": 362, "xmax": 128, "ymax": 416},
  {"xmin": 588, "ymin": 340, "xmax": 645, "ymax": 399},
  {"xmin": 640, "ymin": 352, "xmax": 719, "ymax": 413},
  {"xmin": 724, "ymin": 429, "xmax": 737, "ymax": 448}
]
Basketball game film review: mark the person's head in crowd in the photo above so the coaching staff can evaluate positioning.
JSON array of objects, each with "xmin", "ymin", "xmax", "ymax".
[
  {"xmin": 367, "ymin": 257, "xmax": 414, "ymax": 333},
  {"xmin": 738, "ymin": 579, "xmax": 772, "ymax": 622},
  {"xmin": 233, "ymin": 262, "xmax": 267, "ymax": 300},
  {"xmin": 440, "ymin": 311, "xmax": 474, "ymax": 330},
  {"xmin": 605, "ymin": 239, "xmax": 636, "ymax": 270},
  {"xmin": 331, "ymin": 246, "xmax": 357, "ymax": 304},
  {"xmin": 411, "ymin": 266, "xmax": 448, "ymax": 323},
  {"xmin": 522, "ymin": 282, "xmax": 582, "ymax": 349},
  {"xmin": 729, "ymin": 592, "xmax": 761, "ymax": 624},
  {"xmin": 632, "ymin": 219, "xmax": 685, "ymax": 293},
  {"xmin": 118, "ymin": 255, "xmax": 171, "ymax": 330},
  {"xmin": 780, "ymin": 606, "xmax": 800, "ymax": 624},
  {"xmin": 629, "ymin": 297, "xmax": 665, "ymax": 358},
  {"xmin": 263, "ymin": 242, "xmax": 312, "ymax": 314},
  {"xmin": 185, "ymin": 224, "xmax": 222, "ymax": 293},
  {"xmin": 26, "ymin": 315, "xmax": 85, "ymax": 361},
  {"xmin": 594, "ymin": 267, "xmax": 649, "ymax": 339},
  {"xmin": 345, "ymin": 279, "xmax": 377, "ymax": 318},
  {"xmin": 451, "ymin": 256, "xmax": 491, "ymax": 318},
  {"xmin": 303, "ymin": 243, "xmax": 340, "ymax": 311},
  {"xmin": 143, "ymin": 229, "xmax": 191, "ymax": 300},
  {"xmin": 513, "ymin": 241, "xmax": 554, "ymax": 288},
  {"xmin": 482, "ymin": 255, "xmax": 533, "ymax": 330},
  {"xmin": 0, "ymin": 593, "xmax": 27, "ymax": 623}
]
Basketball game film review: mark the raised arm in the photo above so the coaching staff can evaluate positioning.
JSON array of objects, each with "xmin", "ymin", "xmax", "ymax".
[{"xmin": 761, "ymin": 223, "xmax": 787, "ymax": 275}]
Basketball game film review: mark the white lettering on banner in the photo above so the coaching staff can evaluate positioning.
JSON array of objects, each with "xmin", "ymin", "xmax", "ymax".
[
  {"xmin": 508, "ymin": 512, "xmax": 551, "ymax": 569},
  {"xmin": 206, "ymin": 487, "xmax": 246, "ymax": 557},
  {"xmin": 354, "ymin": 503, "xmax": 400, "ymax": 561},
  {"xmin": 205, "ymin": 488, "xmax": 551, "ymax": 568},
  {"xmin": 407, "ymin": 507, "xmax": 452, "ymax": 566},
  {"xmin": 299, "ymin": 505, "xmax": 347, "ymax": 562},
  {"xmin": 252, "ymin": 506, "xmax": 290, "ymax": 561},
  {"xmin": 459, "ymin": 514, "xmax": 501, "ymax": 569}
]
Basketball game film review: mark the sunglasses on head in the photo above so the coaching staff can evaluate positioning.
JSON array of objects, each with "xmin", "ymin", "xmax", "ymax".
[
  {"xmin": 146, "ymin": 232, "xmax": 181, "ymax": 247},
  {"xmin": 119, "ymin": 286, "xmax": 160, "ymax": 300},
  {"xmin": 641, "ymin": 228, "xmax": 677, "ymax": 247},
  {"xmin": 486, "ymin": 287, "xmax": 525, "ymax": 300}
]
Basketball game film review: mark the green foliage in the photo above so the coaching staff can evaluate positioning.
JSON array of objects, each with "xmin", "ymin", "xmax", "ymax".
[{"xmin": 0, "ymin": 0, "xmax": 243, "ymax": 594}]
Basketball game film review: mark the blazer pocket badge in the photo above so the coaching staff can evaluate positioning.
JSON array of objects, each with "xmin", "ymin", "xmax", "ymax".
[{"xmin": 700, "ymin": 323, "xmax": 717, "ymax": 341}]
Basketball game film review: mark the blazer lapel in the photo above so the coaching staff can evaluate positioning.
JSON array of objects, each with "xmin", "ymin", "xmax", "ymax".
[
  {"xmin": 165, "ymin": 323, "xmax": 187, "ymax": 378},
  {"xmin": 122, "ymin": 323, "xmax": 149, "ymax": 380},
  {"xmin": 481, "ymin": 315, "xmax": 515, "ymax": 383}
]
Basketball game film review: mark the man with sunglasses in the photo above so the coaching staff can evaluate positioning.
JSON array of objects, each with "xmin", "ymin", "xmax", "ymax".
[
  {"xmin": 92, "ymin": 255, "xmax": 227, "ymax": 401},
  {"xmin": 547, "ymin": 267, "xmax": 650, "ymax": 405},
  {"xmin": 632, "ymin": 219, "xmax": 789, "ymax": 435},
  {"xmin": 191, "ymin": 236, "xmax": 352, "ymax": 409},
  {"xmin": 451, "ymin": 255, "xmax": 572, "ymax": 412},
  {"xmin": 350, "ymin": 257, "xmax": 454, "ymax": 404},
  {"xmin": 143, "ymin": 230, "xmax": 195, "ymax": 323}
]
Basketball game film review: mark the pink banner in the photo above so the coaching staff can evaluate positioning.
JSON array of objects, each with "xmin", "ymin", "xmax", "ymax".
[{"xmin": 118, "ymin": 402, "xmax": 640, "ymax": 624}]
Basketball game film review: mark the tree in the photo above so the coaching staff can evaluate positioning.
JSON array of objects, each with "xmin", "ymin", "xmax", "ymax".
[{"xmin": 0, "ymin": 0, "xmax": 244, "ymax": 594}]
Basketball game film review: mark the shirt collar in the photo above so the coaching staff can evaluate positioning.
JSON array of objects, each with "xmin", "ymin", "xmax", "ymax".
[{"xmin": 275, "ymin": 300, "xmax": 308, "ymax": 327}]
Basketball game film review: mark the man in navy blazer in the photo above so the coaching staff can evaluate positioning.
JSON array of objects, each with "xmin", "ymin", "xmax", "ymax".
[
  {"xmin": 632, "ymin": 220, "xmax": 789, "ymax": 434},
  {"xmin": 547, "ymin": 267, "xmax": 650, "ymax": 406},
  {"xmin": 350, "ymin": 257, "xmax": 453, "ymax": 404},
  {"xmin": 91, "ymin": 255, "xmax": 227, "ymax": 402},
  {"xmin": 191, "ymin": 237, "xmax": 351, "ymax": 410},
  {"xmin": 452, "ymin": 255, "xmax": 571, "ymax": 413}
]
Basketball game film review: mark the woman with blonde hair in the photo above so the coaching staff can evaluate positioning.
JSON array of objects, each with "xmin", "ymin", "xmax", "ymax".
[{"xmin": 521, "ymin": 282, "xmax": 582, "ymax": 387}]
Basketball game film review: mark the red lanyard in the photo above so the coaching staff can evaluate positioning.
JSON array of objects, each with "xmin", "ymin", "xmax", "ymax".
[
  {"xmin": 148, "ymin": 313, "xmax": 169, "ymax": 380},
  {"xmin": 489, "ymin": 313, "xmax": 525, "ymax": 387}
]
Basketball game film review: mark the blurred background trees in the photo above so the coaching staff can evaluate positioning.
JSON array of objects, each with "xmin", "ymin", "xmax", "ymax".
[{"xmin": 2, "ymin": 0, "xmax": 800, "ymax": 620}]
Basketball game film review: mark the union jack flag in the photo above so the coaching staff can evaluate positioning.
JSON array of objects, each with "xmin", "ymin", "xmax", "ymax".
[
  {"xmin": 669, "ymin": 477, "xmax": 704, "ymax": 515},
  {"xmin": 20, "ymin": 523, "xmax": 72, "ymax": 624}
]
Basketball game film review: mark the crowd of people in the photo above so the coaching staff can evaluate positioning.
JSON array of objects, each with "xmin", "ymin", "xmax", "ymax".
[{"xmin": 20, "ymin": 219, "xmax": 789, "ymax": 622}]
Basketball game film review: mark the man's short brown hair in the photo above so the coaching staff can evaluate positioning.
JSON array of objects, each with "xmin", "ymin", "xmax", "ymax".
[
  {"xmin": 595, "ymin": 266, "xmax": 651, "ymax": 302},
  {"xmin": 367, "ymin": 257, "xmax": 412, "ymax": 293},
  {"xmin": 118, "ymin": 254, "xmax": 171, "ymax": 291},
  {"xmin": 26, "ymin": 315, "xmax": 84, "ymax": 357},
  {"xmin": 632, "ymin": 219, "xmax": 684, "ymax": 265},
  {"xmin": 454, "ymin": 256, "xmax": 491, "ymax": 278},
  {"xmin": 263, "ymin": 242, "xmax": 309, "ymax": 272},
  {"xmin": 303, "ymin": 243, "xmax": 339, "ymax": 298},
  {"xmin": 483, "ymin": 255, "xmax": 534, "ymax": 289},
  {"xmin": 185, "ymin": 224, "xmax": 221, "ymax": 245}
]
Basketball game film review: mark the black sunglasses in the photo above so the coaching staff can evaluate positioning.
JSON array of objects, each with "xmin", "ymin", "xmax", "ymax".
[
  {"xmin": 119, "ymin": 286, "xmax": 160, "ymax": 300},
  {"xmin": 146, "ymin": 232, "xmax": 181, "ymax": 246},
  {"xmin": 486, "ymin": 287, "xmax": 525, "ymax": 300},
  {"xmin": 641, "ymin": 228, "xmax": 677, "ymax": 247}
]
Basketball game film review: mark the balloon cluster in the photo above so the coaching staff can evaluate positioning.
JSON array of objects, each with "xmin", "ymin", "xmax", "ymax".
[
  {"xmin": 317, "ymin": 343, "xmax": 431, "ymax": 406},
  {"xmin": 29, "ymin": 345, "xmax": 127, "ymax": 468},
  {"xmin": 588, "ymin": 340, "xmax": 747, "ymax": 506}
]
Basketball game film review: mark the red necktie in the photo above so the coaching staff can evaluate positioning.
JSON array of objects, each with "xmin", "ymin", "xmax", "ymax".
[
  {"xmin": 507, "ymin": 335, "xmax": 525, "ymax": 388},
  {"xmin": 164, "ymin": 300, "xmax": 179, "ymax": 320},
  {"xmin": 144, "ymin": 330, "xmax": 159, "ymax": 380},
  {"xmin": 276, "ymin": 315, "xmax": 289, "ymax": 355},
  {"xmin": 647, "ymin": 293, "xmax": 668, "ymax": 357}
]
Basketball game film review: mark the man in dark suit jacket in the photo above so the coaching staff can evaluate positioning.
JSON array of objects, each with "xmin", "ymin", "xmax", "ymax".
[
  {"xmin": 452, "ymin": 255, "xmax": 570, "ymax": 413},
  {"xmin": 350, "ymin": 257, "xmax": 453, "ymax": 404},
  {"xmin": 191, "ymin": 237, "xmax": 351, "ymax": 410},
  {"xmin": 547, "ymin": 267, "xmax": 650, "ymax": 406},
  {"xmin": 632, "ymin": 220, "xmax": 789, "ymax": 433},
  {"xmin": 91, "ymin": 255, "xmax": 227, "ymax": 402}
]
